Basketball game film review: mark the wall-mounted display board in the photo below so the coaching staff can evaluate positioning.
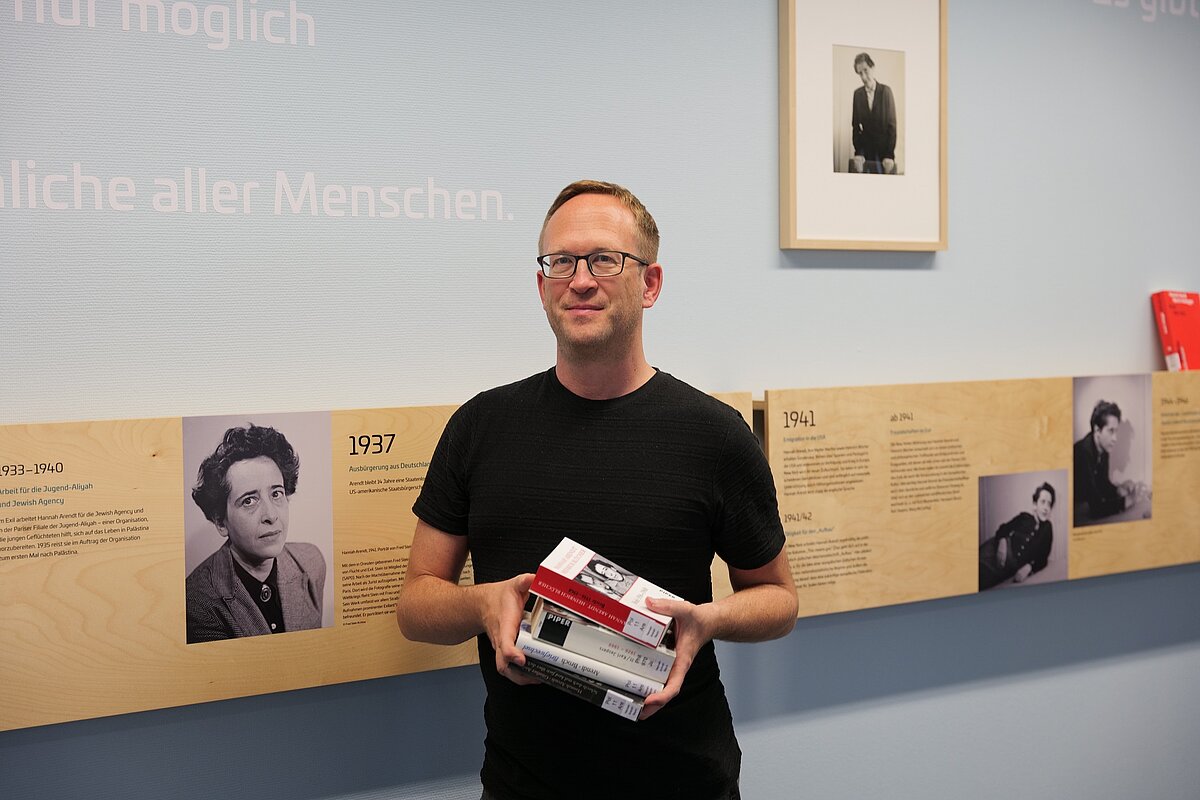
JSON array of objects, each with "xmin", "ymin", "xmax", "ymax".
[
  {"xmin": 764, "ymin": 371, "xmax": 1200, "ymax": 617},
  {"xmin": 0, "ymin": 406, "xmax": 474, "ymax": 732},
  {"xmin": 3, "ymin": 378, "xmax": 1193, "ymax": 730}
]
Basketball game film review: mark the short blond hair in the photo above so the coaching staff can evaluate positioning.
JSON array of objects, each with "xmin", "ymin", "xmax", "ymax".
[{"xmin": 540, "ymin": 179, "xmax": 660, "ymax": 263}]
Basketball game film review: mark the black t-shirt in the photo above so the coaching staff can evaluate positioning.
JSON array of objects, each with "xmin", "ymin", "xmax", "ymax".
[{"xmin": 413, "ymin": 368, "xmax": 785, "ymax": 800}]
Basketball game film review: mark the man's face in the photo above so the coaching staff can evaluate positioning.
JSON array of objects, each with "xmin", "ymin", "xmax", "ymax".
[
  {"xmin": 1093, "ymin": 415, "xmax": 1120, "ymax": 454},
  {"xmin": 218, "ymin": 455, "xmax": 290, "ymax": 569},
  {"xmin": 537, "ymin": 194, "xmax": 658, "ymax": 359},
  {"xmin": 1033, "ymin": 489, "xmax": 1053, "ymax": 522},
  {"xmin": 855, "ymin": 61, "xmax": 873, "ymax": 86}
]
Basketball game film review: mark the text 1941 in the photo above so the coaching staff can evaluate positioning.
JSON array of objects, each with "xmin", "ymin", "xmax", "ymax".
[{"xmin": 782, "ymin": 410, "xmax": 816, "ymax": 428}]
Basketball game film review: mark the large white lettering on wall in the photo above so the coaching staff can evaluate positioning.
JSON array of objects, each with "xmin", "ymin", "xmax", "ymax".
[
  {"xmin": 0, "ymin": 161, "xmax": 512, "ymax": 222},
  {"xmin": 4, "ymin": 0, "xmax": 317, "ymax": 50},
  {"xmin": 1094, "ymin": 0, "xmax": 1200, "ymax": 25}
]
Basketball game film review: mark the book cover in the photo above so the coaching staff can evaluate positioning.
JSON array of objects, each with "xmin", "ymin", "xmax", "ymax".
[
  {"xmin": 516, "ymin": 624, "xmax": 665, "ymax": 698},
  {"xmin": 1152, "ymin": 290, "xmax": 1200, "ymax": 371},
  {"xmin": 529, "ymin": 537, "xmax": 680, "ymax": 648},
  {"xmin": 512, "ymin": 657, "xmax": 643, "ymax": 722},
  {"xmin": 531, "ymin": 597, "xmax": 675, "ymax": 683}
]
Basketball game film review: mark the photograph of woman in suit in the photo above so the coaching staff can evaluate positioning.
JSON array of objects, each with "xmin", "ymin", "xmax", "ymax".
[{"xmin": 185, "ymin": 423, "xmax": 327, "ymax": 643}]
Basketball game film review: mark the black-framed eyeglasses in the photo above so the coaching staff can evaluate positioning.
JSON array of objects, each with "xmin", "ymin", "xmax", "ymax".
[{"xmin": 536, "ymin": 251, "xmax": 649, "ymax": 279}]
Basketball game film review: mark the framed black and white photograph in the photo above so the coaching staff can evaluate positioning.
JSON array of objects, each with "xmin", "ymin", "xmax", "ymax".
[
  {"xmin": 1072, "ymin": 375, "xmax": 1154, "ymax": 528},
  {"xmin": 182, "ymin": 411, "xmax": 335, "ymax": 643},
  {"xmin": 780, "ymin": 0, "xmax": 946, "ymax": 250},
  {"xmin": 978, "ymin": 470, "xmax": 1069, "ymax": 592}
]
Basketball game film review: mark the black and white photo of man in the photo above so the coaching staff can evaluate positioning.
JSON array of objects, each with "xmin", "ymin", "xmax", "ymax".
[{"xmin": 1072, "ymin": 376, "xmax": 1153, "ymax": 528}]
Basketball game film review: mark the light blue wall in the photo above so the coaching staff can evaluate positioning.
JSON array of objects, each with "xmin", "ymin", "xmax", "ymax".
[{"xmin": 2, "ymin": 1, "xmax": 1199, "ymax": 797}]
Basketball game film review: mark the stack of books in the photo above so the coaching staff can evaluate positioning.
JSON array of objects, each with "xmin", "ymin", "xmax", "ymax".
[{"xmin": 513, "ymin": 538, "xmax": 679, "ymax": 721}]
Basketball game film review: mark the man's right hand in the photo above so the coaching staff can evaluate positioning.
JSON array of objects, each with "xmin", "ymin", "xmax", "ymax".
[
  {"xmin": 476, "ymin": 573, "xmax": 540, "ymax": 685},
  {"xmin": 398, "ymin": 520, "xmax": 540, "ymax": 682}
]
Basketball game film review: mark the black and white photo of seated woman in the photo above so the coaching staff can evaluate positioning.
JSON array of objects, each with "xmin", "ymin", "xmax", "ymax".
[{"xmin": 978, "ymin": 471, "xmax": 1069, "ymax": 591}]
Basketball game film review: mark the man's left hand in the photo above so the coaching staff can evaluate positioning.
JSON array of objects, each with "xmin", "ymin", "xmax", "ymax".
[
  {"xmin": 635, "ymin": 551, "xmax": 798, "ymax": 720},
  {"xmin": 637, "ymin": 596, "xmax": 716, "ymax": 720}
]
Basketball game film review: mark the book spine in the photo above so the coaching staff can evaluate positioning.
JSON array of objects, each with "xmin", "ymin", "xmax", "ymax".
[
  {"xmin": 513, "ymin": 657, "xmax": 642, "ymax": 721},
  {"xmin": 1152, "ymin": 292, "xmax": 1167, "ymax": 337},
  {"xmin": 1174, "ymin": 292, "xmax": 1199, "ymax": 371},
  {"xmin": 531, "ymin": 565, "xmax": 667, "ymax": 647},
  {"xmin": 1152, "ymin": 292, "xmax": 1182, "ymax": 372},
  {"xmin": 534, "ymin": 606, "xmax": 674, "ymax": 682},
  {"xmin": 516, "ymin": 629, "xmax": 665, "ymax": 697}
]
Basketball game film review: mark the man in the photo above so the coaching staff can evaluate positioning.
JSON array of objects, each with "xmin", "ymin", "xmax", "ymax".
[
  {"xmin": 396, "ymin": 180, "xmax": 797, "ymax": 800},
  {"xmin": 186, "ymin": 424, "xmax": 326, "ymax": 642},
  {"xmin": 1073, "ymin": 400, "xmax": 1145, "ymax": 525},
  {"xmin": 850, "ymin": 51, "xmax": 897, "ymax": 175}
]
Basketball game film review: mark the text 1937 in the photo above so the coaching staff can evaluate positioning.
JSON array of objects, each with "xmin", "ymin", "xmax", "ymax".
[{"xmin": 348, "ymin": 434, "xmax": 395, "ymax": 456}]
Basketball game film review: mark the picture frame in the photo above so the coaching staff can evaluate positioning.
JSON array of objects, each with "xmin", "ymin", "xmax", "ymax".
[{"xmin": 779, "ymin": 0, "xmax": 947, "ymax": 251}]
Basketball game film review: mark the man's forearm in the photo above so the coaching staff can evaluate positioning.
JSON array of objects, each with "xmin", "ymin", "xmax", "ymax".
[
  {"xmin": 706, "ymin": 581, "xmax": 798, "ymax": 643},
  {"xmin": 396, "ymin": 575, "xmax": 486, "ymax": 645},
  {"xmin": 637, "ymin": 554, "xmax": 797, "ymax": 719}
]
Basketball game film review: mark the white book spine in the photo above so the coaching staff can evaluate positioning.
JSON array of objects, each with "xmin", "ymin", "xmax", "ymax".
[
  {"xmin": 516, "ymin": 629, "xmax": 665, "ymax": 698},
  {"xmin": 534, "ymin": 605, "xmax": 674, "ymax": 682},
  {"xmin": 514, "ymin": 658, "xmax": 642, "ymax": 721}
]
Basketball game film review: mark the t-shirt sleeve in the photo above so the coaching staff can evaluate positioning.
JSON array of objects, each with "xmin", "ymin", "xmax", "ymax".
[
  {"xmin": 711, "ymin": 415, "xmax": 786, "ymax": 571},
  {"xmin": 411, "ymin": 404, "xmax": 472, "ymax": 536}
]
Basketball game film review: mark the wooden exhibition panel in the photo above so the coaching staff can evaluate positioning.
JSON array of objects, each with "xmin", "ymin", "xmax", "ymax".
[
  {"xmin": 765, "ymin": 372, "xmax": 1200, "ymax": 618},
  {"xmin": 4, "ymin": 377, "xmax": 1197, "ymax": 731},
  {"xmin": 0, "ymin": 406, "xmax": 475, "ymax": 732}
]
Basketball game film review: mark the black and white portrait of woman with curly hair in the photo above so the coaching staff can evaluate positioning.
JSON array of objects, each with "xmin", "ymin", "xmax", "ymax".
[{"xmin": 183, "ymin": 413, "xmax": 333, "ymax": 643}]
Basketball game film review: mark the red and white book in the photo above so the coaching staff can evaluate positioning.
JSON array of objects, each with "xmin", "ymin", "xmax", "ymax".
[
  {"xmin": 530, "ymin": 598, "xmax": 675, "ymax": 683},
  {"xmin": 1152, "ymin": 290, "xmax": 1200, "ymax": 371},
  {"xmin": 529, "ymin": 537, "xmax": 679, "ymax": 648}
]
